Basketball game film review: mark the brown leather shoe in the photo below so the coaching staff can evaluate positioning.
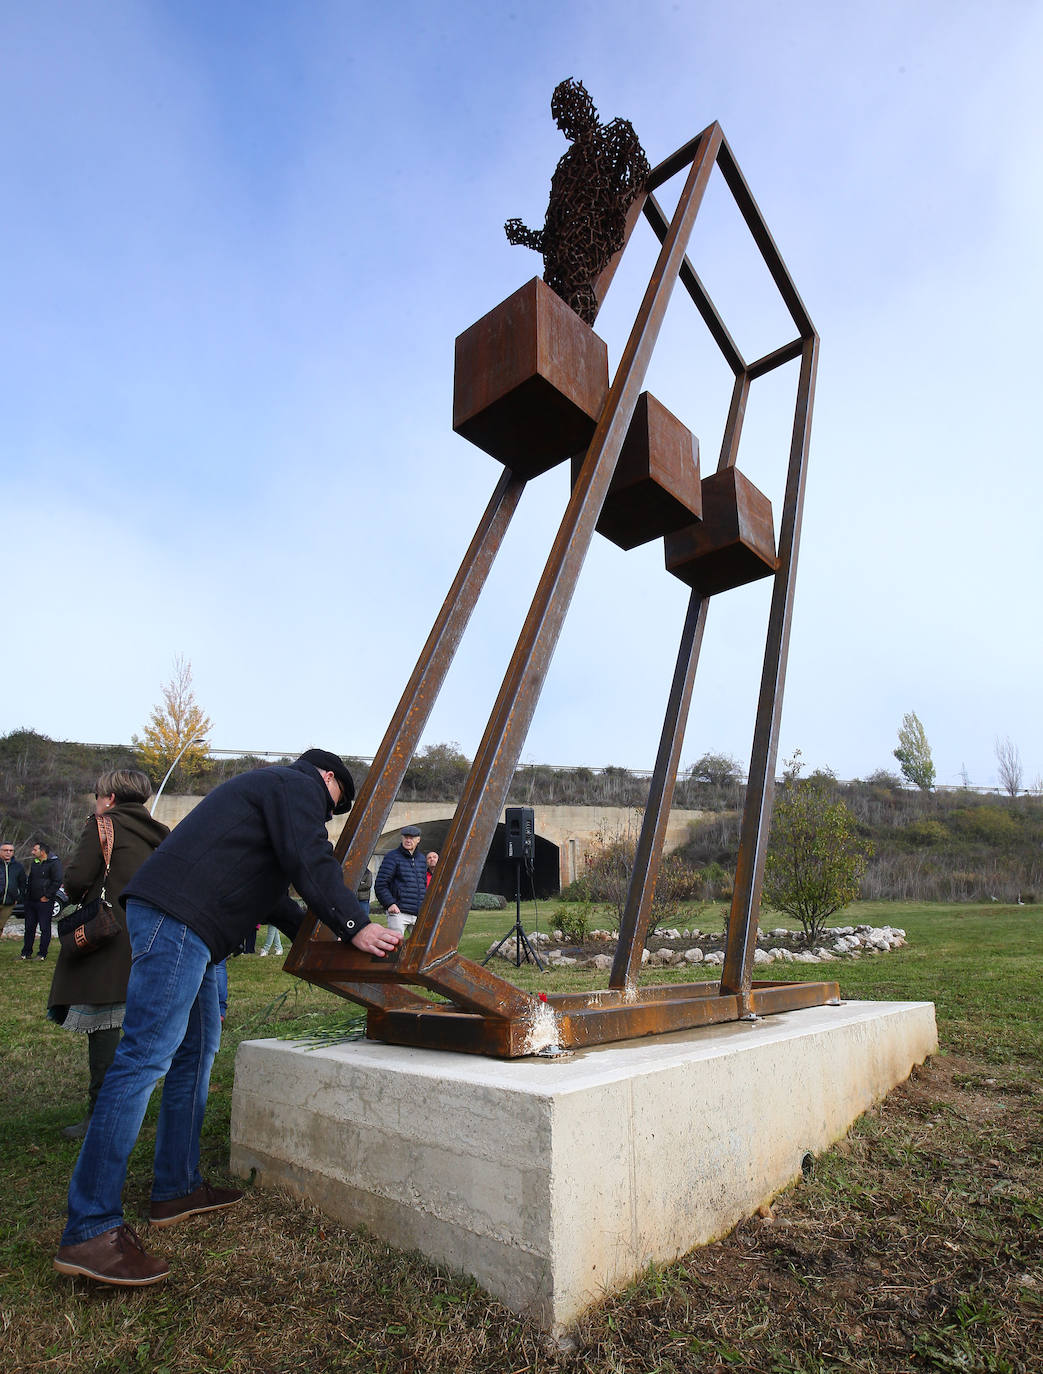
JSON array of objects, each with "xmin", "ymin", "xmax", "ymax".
[
  {"xmin": 54, "ymin": 1224, "xmax": 169, "ymax": 1287},
  {"xmin": 149, "ymin": 1181, "xmax": 243, "ymax": 1229}
]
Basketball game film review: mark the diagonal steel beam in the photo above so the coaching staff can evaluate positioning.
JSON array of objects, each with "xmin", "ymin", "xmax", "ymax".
[{"xmin": 285, "ymin": 467, "xmax": 525, "ymax": 1008}]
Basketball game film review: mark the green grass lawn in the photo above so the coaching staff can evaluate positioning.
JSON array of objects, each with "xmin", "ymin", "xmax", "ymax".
[{"xmin": 1, "ymin": 901, "xmax": 1040, "ymax": 1372}]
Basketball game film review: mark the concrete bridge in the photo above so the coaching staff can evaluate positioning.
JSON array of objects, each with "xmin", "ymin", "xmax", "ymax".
[{"xmin": 153, "ymin": 797, "xmax": 706, "ymax": 898}]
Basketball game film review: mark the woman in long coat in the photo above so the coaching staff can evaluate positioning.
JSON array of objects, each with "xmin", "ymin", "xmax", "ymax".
[{"xmin": 48, "ymin": 769, "xmax": 169, "ymax": 1138}]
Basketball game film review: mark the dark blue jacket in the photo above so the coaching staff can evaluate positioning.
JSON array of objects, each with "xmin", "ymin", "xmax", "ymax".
[
  {"xmin": 123, "ymin": 760, "xmax": 369, "ymax": 962},
  {"xmin": 375, "ymin": 845, "xmax": 427, "ymax": 916},
  {"xmin": 1, "ymin": 858, "xmax": 26, "ymax": 907},
  {"xmin": 26, "ymin": 853, "xmax": 62, "ymax": 903}
]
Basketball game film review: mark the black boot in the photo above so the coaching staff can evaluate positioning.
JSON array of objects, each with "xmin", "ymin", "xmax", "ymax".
[
  {"xmin": 87, "ymin": 1027, "xmax": 121, "ymax": 1108},
  {"xmin": 62, "ymin": 1028, "xmax": 121, "ymax": 1140}
]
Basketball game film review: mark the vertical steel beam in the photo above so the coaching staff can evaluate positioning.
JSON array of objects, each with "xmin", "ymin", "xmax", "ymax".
[
  {"xmin": 611, "ymin": 361, "xmax": 750, "ymax": 988},
  {"xmin": 720, "ymin": 336, "xmax": 819, "ymax": 1001},
  {"xmin": 610, "ymin": 588, "xmax": 709, "ymax": 987}
]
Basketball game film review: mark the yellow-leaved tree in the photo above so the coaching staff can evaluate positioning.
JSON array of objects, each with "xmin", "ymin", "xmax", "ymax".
[{"xmin": 133, "ymin": 655, "xmax": 213, "ymax": 787}]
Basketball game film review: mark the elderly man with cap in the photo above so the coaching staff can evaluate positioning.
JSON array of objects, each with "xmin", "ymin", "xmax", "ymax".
[
  {"xmin": 375, "ymin": 823, "xmax": 428, "ymax": 935},
  {"xmin": 54, "ymin": 749, "xmax": 400, "ymax": 1290}
]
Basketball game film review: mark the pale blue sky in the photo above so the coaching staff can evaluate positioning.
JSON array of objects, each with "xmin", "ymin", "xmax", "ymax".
[{"xmin": 3, "ymin": 1, "xmax": 1040, "ymax": 789}]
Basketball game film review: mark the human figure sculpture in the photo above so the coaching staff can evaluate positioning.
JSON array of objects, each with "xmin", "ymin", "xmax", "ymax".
[{"xmin": 505, "ymin": 78, "xmax": 649, "ymax": 325}]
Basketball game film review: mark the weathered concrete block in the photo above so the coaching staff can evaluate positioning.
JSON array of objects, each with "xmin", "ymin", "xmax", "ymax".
[{"xmin": 230, "ymin": 1000, "xmax": 937, "ymax": 1331}]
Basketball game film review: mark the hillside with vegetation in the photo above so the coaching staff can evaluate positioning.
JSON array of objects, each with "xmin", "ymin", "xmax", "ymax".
[
  {"xmin": 0, "ymin": 730, "xmax": 312, "ymax": 854},
  {"xmin": 1, "ymin": 730, "xmax": 1039, "ymax": 905},
  {"xmin": 676, "ymin": 770, "xmax": 1042, "ymax": 905}
]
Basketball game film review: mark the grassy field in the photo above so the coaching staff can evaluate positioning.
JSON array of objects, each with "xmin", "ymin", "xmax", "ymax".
[{"xmin": 1, "ymin": 901, "xmax": 1040, "ymax": 1372}]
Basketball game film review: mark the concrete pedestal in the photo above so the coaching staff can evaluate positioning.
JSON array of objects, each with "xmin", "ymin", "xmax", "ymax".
[{"xmin": 230, "ymin": 999, "xmax": 936, "ymax": 1331}]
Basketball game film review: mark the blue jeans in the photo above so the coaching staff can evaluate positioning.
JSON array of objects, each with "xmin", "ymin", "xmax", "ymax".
[
  {"xmin": 62, "ymin": 900, "xmax": 222, "ymax": 1245},
  {"xmin": 216, "ymin": 959, "xmax": 228, "ymax": 1019}
]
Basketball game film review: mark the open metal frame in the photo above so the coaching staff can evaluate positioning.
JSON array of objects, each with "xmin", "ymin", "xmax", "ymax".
[{"xmin": 284, "ymin": 124, "xmax": 838, "ymax": 1056}]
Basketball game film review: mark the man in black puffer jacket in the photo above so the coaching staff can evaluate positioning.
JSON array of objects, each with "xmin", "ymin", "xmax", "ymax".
[
  {"xmin": 55, "ymin": 750, "xmax": 400, "ymax": 1291},
  {"xmin": 22, "ymin": 840, "xmax": 62, "ymax": 960}
]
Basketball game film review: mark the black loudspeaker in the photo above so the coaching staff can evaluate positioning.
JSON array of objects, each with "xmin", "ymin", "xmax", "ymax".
[{"xmin": 504, "ymin": 806, "xmax": 535, "ymax": 861}]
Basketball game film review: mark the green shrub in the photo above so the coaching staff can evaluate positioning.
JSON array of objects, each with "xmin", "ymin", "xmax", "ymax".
[
  {"xmin": 554, "ymin": 903, "xmax": 591, "ymax": 943},
  {"xmin": 765, "ymin": 779, "xmax": 871, "ymax": 944},
  {"xmin": 470, "ymin": 892, "xmax": 507, "ymax": 911},
  {"xmin": 953, "ymin": 806, "xmax": 1019, "ymax": 846},
  {"xmin": 558, "ymin": 875, "xmax": 592, "ymax": 903},
  {"xmin": 904, "ymin": 819, "xmax": 948, "ymax": 847},
  {"xmin": 700, "ymin": 861, "xmax": 733, "ymax": 899}
]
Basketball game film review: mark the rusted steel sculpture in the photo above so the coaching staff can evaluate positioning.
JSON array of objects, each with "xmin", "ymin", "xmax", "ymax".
[
  {"xmin": 285, "ymin": 104, "xmax": 838, "ymax": 1057},
  {"xmin": 505, "ymin": 78, "xmax": 649, "ymax": 325}
]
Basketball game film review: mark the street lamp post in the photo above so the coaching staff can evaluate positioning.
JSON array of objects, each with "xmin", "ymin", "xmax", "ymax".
[{"xmin": 150, "ymin": 737, "xmax": 208, "ymax": 815}]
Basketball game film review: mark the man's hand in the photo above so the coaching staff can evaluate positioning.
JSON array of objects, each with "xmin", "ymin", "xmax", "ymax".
[{"xmin": 350, "ymin": 922, "xmax": 402, "ymax": 958}]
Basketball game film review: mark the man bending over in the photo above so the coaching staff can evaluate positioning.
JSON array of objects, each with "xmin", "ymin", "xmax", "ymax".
[{"xmin": 54, "ymin": 749, "xmax": 400, "ymax": 1288}]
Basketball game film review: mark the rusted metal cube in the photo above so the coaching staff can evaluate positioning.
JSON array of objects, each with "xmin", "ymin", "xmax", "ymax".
[
  {"xmin": 453, "ymin": 278, "xmax": 610, "ymax": 478},
  {"xmin": 664, "ymin": 467, "xmax": 778, "ymax": 595},
  {"xmin": 573, "ymin": 392, "xmax": 701, "ymax": 550}
]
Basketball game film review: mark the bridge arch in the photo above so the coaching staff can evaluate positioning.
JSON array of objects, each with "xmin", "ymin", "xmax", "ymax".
[{"xmin": 153, "ymin": 797, "xmax": 706, "ymax": 902}]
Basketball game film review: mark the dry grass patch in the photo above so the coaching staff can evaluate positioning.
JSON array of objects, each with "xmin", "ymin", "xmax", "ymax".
[{"xmin": 2, "ymin": 1055, "xmax": 1040, "ymax": 1373}]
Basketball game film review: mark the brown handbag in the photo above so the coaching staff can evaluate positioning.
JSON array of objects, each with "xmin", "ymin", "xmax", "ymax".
[{"xmin": 57, "ymin": 814, "xmax": 121, "ymax": 958}]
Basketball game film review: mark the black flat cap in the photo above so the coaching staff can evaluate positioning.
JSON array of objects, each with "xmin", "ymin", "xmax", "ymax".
[
  {"xmin": 401, "ymin": 824, "xmax": 422, "ymax": 837},
  {"xmin": 297, "ymin": 749, "xmax": 356, "ymax": 814}
]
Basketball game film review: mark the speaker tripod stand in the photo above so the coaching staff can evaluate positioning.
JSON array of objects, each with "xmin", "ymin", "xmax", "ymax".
[{"xmin": 482, "ymin": 858, "xmax": 544, "ymax": 970}]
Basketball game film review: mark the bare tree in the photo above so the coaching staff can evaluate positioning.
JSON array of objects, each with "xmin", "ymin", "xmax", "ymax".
[{"xmin": 995, "ymin": 736, "xmax": 1023, "ymax": 798}]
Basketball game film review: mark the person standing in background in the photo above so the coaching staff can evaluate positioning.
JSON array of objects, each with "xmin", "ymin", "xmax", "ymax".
[
  {"xmin": 258, "ymin": 923, "xmax": 283, "ymax": 956},
  {"xmin": 357, "ymin": 864, "xmax": 373, "ymax": 915},
  {"xmin": 0, "ymin": 840, "xmax": 27, "ymax": 937},
  {"xmin": 49, "ymin": 771, "xmax": 169, "ymax": 1139},
  {"xmin": 22, "ymin": 839, "xmax": 62, "ymax": 960},
  {"xmin": 375, "ymin": 824, "xmax": 426, "ymax": 934}
]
